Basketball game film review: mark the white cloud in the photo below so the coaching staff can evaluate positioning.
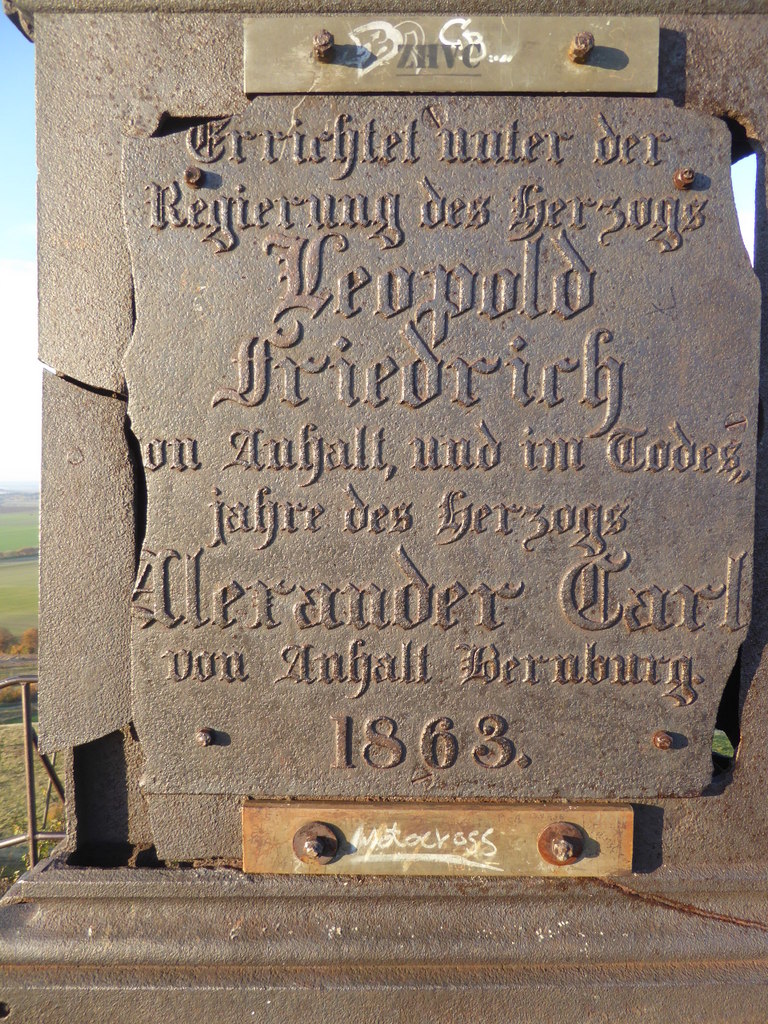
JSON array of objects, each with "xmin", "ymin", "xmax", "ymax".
[{"xmin": 0, "ymin": 259, "xmax": 41, "ymax": 484}]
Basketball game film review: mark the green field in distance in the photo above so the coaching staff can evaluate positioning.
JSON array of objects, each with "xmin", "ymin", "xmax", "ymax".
[
  {"xmin": 0, "ymin": 509, "xmax": 38, "ymax": 555},
  {"xmin": 0, "ymin": 558, "xmax": 38, "ymax": 636}
]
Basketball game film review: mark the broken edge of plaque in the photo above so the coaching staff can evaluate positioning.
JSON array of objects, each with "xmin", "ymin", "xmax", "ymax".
[
  {"xmin": 242, "ymin": 801, "xmax": 634, "ymax": 877},
  {"xmin": 244, "ymin": 16, "xmax": 659, "ymax": 95}
]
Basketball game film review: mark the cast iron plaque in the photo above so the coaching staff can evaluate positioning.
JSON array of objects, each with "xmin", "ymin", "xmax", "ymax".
[{"xmin": 123, "ymin": 96, "xmax": 758, "ymax": 808}]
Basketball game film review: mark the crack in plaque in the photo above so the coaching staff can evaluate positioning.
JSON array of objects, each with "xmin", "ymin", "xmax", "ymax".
[
  {"xmin": 153, "ymin": 113, "xmax": 227, "ymax": 139},
  {"xmin": 58, "ymin": 372, "xmax": 127, "ymax": 403},
  {"xmin": 124, "ymin": 411, "xmax": 147, "ymax": 575},
  {"xmin": 595, "ymin": 878, "xmax": 768, "ymax": 933}
]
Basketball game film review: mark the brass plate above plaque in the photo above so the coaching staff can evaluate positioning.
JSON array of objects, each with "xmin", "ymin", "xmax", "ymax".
[
  {"xmin": 244, "ymin": 15, "xmax": 659, "ymax": 94},
  {"xmin": 242, "ymin": 801, "xmax": 634, "ymax": 876}
]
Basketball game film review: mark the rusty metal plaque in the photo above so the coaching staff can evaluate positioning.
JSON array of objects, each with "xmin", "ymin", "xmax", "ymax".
[
  {"xmin": 244, "ymin": 16, "xmax": 659, "ymax": 95},
  {"xmin": 242, "ymin": 801, "xmax": 634, "ymax": 876},
  {"xmin": 122, "ymin": 95, "xmax": 758, "ymax": 828}
]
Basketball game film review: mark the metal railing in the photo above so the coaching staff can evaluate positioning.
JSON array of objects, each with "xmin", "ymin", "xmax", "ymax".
[{"xmin": 0, "ymin": 676, "xmax": 65, "ymax": 868}]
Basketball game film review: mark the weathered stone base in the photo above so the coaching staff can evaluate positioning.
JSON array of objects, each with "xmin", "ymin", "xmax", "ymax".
[{"xmin": 2, "ymin": 854, "xmax": 768, "ymax": 1023}]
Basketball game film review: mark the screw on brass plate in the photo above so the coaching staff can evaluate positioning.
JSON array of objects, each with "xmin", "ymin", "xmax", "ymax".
[
  {"xmin": 568, "ymin": 31, "xmax": 595, "ymax": 64},
  {"xmin": 673, "ymin": 167, "xmax": 696, "ymax": 190},
  {"xmin": 652, "ymin": 730, "xmax": 674, "ymax": 750},
  {"xmin": 537, "ymin": 822, "xmax": 584, "ymax": 866},
  {"xmin": 292, "ymin": 821, "xmax": 338, "ymax": 865},
  {"xmin": 196, "ymin": 727, "xmax": 214, "ymax": 747},
  {"xmin": 184, "ymin": 165, "xmax": 205, "ymax": 189},
  {"xmin": 313, "ymin": 28, "xmax": 335, "ymax": 62}
]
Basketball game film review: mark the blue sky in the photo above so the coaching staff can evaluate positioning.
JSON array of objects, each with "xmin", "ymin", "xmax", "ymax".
[
  {"xmin": 0, "ymin": 15, "xmax": 37, "ymax": 485},
  {"xmin": 0, "ymin": 15, "xmax": 758, "ymax": 484},
  {"xmin": 0, "ymin": 18, "xmax": 35, "ymax": 263}
]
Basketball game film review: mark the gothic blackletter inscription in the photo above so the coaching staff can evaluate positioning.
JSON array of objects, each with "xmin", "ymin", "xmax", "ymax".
[{"xmin": 123, "ymin": 96, "xmax": 758, "ymax": 821}]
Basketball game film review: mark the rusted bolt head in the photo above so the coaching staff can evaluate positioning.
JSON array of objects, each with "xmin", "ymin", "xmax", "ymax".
[
  {"xmin": 569, "ymin": 31, "xmax": 595, "ymax": 64},
  {"xmin": 538, "ymin": 822, "xmax": 584, "ymax": 866},
  {"xmin": 303, "ymin": 837, "xmax": 325, "ymax": 859},
  {"xmin": 313, "ymin": 28, "xmax": 335, "ymax": 62},
  {"xmin": 196, "ymin": 727, "xmax": 214, "ymax": 747},
  {"xmin": 674, "ymin": 167, "xmax": 696, "ymax": 190},
  {"xmin": 551, "ymin": 837, "xmax": 578, "ymax": 862},
  {"xmin": 293, "ymin": 821, "xmax": 338, "ymax": 865},
  {"xmin": 652, "ymin": 730, "xmax": 674, "ymax": 750},
  {"xmin": 184, "ymin": 165, "xmax": 205, "ymax": 189}
]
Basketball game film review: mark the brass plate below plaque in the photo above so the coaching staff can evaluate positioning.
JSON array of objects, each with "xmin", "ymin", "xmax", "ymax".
[
  {"xmin": 242, "ymin": 802, "xmax": 634, "ymax": 877},
  {"xmin": 244, "ymin": 15, "xmax": 659, "ymax": 94}
]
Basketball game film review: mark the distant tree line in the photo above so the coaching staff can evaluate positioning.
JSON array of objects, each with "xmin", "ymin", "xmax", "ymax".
[
  {"xmin": 0, "ymin": 627, "xmax": 38, "ymax": 655},
  {"xmin": 0, "ymin": 547, "xmax": 38, "ymax": 561}
]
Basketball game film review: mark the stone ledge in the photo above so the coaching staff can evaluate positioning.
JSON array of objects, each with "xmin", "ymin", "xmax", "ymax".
[
  {"xmin": 2, "ymin": 855, "xmax": 768, "ymax": 968},
  {"xmin": 2, "ymin": 859, "xmax": 768, "ymax": 1022},
  {"xmin": 7, "ymin": 2, "xmax": 768, "ymax": 20}
]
